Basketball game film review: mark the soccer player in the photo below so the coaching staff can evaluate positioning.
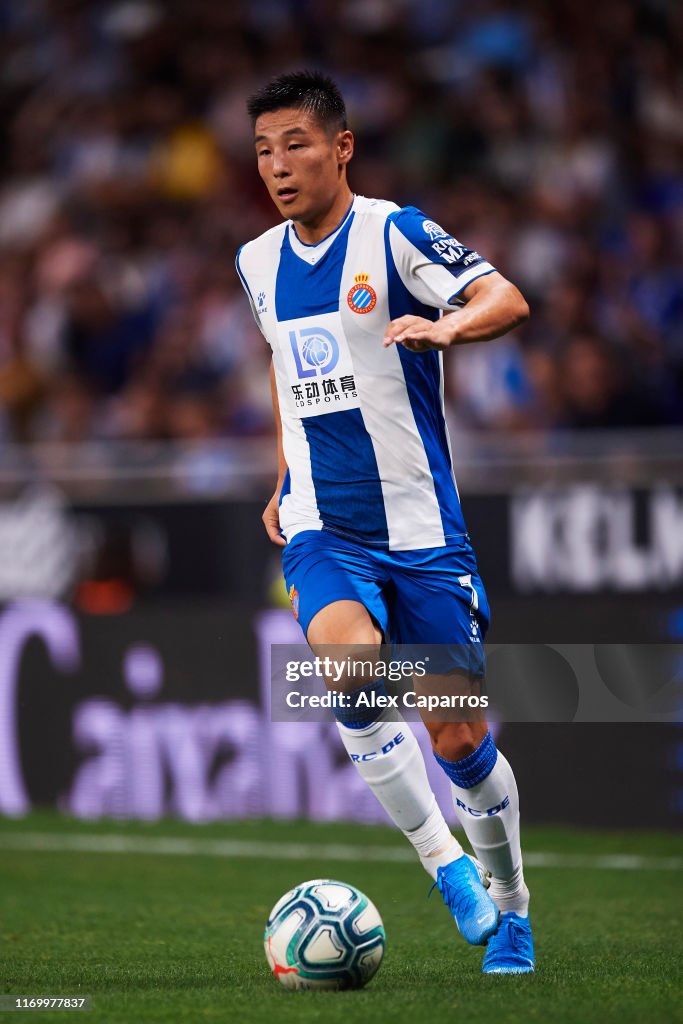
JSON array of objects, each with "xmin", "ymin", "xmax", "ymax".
[{"xmin": 237, "ymin": 70, "xmax": 534, "ymax": 974}]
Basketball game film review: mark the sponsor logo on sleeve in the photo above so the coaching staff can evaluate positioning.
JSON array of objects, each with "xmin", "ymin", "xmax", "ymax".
[{"xmin": 422, "ymin": 219, "xmax": 449, "ymax": 240}]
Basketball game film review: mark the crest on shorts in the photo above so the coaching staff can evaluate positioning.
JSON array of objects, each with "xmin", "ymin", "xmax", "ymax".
[
  {"xmin": 288, "ymin": 584, "xmax": 300, "ymax": 620},
  {"xmin": 347, "ymin": 273, "xmax": 377, "ymax": 314}
]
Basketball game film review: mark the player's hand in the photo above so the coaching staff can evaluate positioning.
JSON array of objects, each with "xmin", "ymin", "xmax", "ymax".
[
  {"xmin": 263, "ymin": 491, "xmax": 286, "ymax": 547},
  {"xmin": 383, "ymin": 315, "xmax": 456, "ymax": 352}
]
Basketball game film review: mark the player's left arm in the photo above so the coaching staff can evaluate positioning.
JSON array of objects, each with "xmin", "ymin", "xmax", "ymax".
[{"xmin": 383, "ymin": 271, "xmax": 529, "ymax": 352}]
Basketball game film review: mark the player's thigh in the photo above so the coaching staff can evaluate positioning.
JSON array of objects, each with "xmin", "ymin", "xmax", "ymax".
[
  {"xmin": 307, "ymin": 600, "xmax": 382, "ymax": 646},
  {"xmin": 308, "ymin": 599, "xmax": 384, "ymax": 692},
  {"xmin": 281, "ymin": 530, "xmax": 388, "ymax": 646}
]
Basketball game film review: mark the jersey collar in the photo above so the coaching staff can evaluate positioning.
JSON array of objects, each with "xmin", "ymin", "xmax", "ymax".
[{"xmin": 287, "ymin": 196, "xmax": 356, "ymax": 266}]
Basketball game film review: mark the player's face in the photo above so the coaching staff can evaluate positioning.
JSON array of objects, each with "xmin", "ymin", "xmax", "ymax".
[{"xmin": 254, "ymin": 108, "xmax": 353, "ymax": 225}]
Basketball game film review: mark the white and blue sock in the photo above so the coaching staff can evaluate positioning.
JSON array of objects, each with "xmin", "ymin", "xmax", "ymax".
[
  {"xmin": 435, "ymin": 732, "xmax": 529, "ymax": 916},
  {"xmin": 334, "ymin": 681, "xmax": 463, "ymax": 880}
]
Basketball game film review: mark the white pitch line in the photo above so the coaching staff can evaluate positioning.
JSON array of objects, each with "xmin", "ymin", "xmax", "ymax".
[{"xmin": 0, "ymin": 832, "xmax": 681, "ymax": 872}]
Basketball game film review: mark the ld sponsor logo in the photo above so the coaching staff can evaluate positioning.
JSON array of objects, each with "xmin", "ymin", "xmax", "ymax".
[{"xmin": 289, "ymin": 326, "xmax": 340, "ymax": 379}]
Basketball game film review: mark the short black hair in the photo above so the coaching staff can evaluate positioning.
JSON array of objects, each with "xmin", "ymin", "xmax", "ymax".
[{"xmin": 247, "ymin": 70, "xmax": 347, "ymax": 134}]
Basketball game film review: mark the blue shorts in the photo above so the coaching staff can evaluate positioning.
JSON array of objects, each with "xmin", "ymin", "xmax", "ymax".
[{"xmin": 281, "ymin": 530, "xmax": 490, "ymax": 677}]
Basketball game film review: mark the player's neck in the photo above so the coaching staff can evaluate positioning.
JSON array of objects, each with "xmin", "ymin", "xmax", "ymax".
[{"xmin": 292, "ymin": 187, "xmax": 354, "ymax": 245}]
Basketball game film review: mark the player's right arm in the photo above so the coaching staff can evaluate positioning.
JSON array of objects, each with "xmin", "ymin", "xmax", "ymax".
[
  {"xmin": 382, "ymin": 206, "xmax": 528, "ymax": 350},
  {"xmin": 263, "ymin": 358, "xmax": 287, "ymax": 547}
]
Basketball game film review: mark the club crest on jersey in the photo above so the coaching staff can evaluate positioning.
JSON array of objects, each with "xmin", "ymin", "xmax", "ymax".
[
  {"xmin": 347, "ymin": 273, "xmax": 377, "ymax": 314},
  {"xmin": 288, "ymin": 584, "xmax": 300, "ymax": 620}
]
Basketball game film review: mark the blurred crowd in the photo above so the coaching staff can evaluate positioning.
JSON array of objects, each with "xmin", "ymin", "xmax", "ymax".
[{"xmin": 0, "ymin": 0, "xmax": 681, "ymax": 446}]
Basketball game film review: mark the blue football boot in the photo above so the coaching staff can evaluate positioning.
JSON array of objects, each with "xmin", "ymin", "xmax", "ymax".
[
  {"xmin": 482, "ymin": 912, "xmax": 535, "ymax": 974},
  {"xmin": 434, "ymin": 855, "xmax": 500, "ymax": 945}
]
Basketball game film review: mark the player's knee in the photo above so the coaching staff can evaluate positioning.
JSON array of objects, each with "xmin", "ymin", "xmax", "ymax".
[
  {"xmin": 427, "ymin": 721, "xmax": 487, "ymax": 762},
  {"xmin": 332, "ymin": 680, "xmax": 388, "ymax": 731}
]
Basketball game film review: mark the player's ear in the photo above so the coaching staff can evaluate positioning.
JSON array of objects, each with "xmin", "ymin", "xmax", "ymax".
[{"xmin": 336, "ymin": 130, "xmax": 354, "ymax": 165}]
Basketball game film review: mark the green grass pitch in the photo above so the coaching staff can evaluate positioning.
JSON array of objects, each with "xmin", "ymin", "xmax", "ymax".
[{"xmin": 1, "ymin": 813, "xmax": 682, "ymax": 1023}]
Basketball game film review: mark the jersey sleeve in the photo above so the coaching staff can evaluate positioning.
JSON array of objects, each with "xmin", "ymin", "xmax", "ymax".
[
  {"xmin": 387, "ymin": 206, "xmax": 496, "ymax": 311},
  {"xmin": 235, "ymin": 245, "xmax": 268, "ymax": 342}
]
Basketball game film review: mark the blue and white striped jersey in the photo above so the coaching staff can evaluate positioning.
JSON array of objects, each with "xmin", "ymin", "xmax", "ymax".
[{"xmin": 236, "ymin": 195, "xmax": 495, "ymax": 551}]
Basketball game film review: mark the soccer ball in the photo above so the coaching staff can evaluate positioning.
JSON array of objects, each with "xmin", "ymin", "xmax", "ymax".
[
  {"xmin": 301, "ymin": 334, "xmax": 330, "ymax": 368},
  {"xmin": 264, "ymin": 878, "xmax": 385, "ymax": 990}
]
